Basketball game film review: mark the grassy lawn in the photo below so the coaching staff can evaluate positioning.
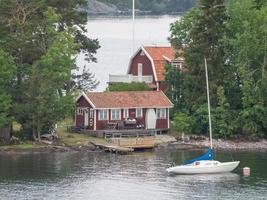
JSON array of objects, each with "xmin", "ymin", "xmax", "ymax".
[
  {"xmin": 0, "ymin": 119, "xmax": 105, "ymax": 151},
  {"xmin": 57, "ymin": 126, "xmax": 105, "ymax": 147}
]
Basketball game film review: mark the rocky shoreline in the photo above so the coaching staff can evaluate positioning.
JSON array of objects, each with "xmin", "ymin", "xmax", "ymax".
[
  {"xmin": 182, "ymin": 138, "xmax": 267, "ymax": 151},
  {"xmin": 1, "ymin": 135, "xmax": 267, "ymax": 155},
  {"xmin": 156, "ymin": 135, "xmax": 267, "ymax": 151}
]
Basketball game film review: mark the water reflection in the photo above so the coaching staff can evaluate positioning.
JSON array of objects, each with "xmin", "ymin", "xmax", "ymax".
[{"xmin": 0, "ymin": 150, "xmax": 266, "ymax": 200}]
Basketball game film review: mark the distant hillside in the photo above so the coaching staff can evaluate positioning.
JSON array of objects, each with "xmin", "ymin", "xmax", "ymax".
[{"xmin": 87, "ymin": 0, "xmax": 197, "ymax": 15}]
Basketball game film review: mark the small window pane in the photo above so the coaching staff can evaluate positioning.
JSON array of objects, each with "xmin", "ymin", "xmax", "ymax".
[{"xmin": 136, "ymin": 108, "xmax": 142, "ymax": 118}]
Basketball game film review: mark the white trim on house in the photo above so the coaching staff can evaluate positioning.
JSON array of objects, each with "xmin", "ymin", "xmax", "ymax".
[
  {"xmin": 76, "ymin": 92, "xmax": 96, "ymax": 109},
  {"xmin": 167, "ymin": 108, "xmax": 170, "ymax": 129},
  {"xmin": 156, "ymin": 82, "xmax": 159, "ymax": 91},
  {"xmin": 94, "ymin": 109, "xmax": 96, "ymax": 130},
  {"xmin": 160, "ymin": 91, "xmax": 174, "ymax": 107},
  {"xmin": 162, "ymin": 55, "xmax": 172, "ymax": 62},
  {"xmin": 94, "ymin": 106, "xmax": 173, "ymax": 110},
  {"xmin": 127, "ymin": 46, "xmax": 158, "ymax": 82}
]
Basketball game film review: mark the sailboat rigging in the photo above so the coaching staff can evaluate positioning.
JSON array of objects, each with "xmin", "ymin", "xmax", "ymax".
[{"xmin": 166, "ymin": 58, "xmax": 240, "ymax": 174}]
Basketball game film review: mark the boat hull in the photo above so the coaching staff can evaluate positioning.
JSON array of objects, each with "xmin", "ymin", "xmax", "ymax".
[{"xmin": 166, "ymin": 160, "xmax": 240, "ymax": 175}]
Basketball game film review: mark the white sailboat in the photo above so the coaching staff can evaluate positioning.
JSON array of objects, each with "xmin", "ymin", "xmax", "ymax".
[{"xmin": 166, "ymin": 58, "xmax": 240, "ymax": 174}]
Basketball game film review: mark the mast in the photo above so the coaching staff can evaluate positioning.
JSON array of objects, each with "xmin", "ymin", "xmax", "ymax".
[
  {"xmin": 204, "ymin": 57, "xmax": 213, "ymax": 149},
  {"xmin": 132, "ymin": 0, "xmax": 135, "ymax": 53}
]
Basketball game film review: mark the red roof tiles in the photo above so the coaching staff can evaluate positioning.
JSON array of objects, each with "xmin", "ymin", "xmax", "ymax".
[
  {"xmin": 144, "ymin": 46, "xmax": 176, "ymax": 81},
  {"xmin": 84, "ymin": 91, "xmax": 173, "ymax": 109}
]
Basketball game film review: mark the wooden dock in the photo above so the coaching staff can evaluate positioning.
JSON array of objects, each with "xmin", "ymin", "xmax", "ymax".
[
  {"xmin": 91, "ymin": 136, "xmax": 156, "ymax": 154},
  {"xmin": 91, "ymin": 141, "xmax": 134, "ymax": 154},
  {"xmin": 109, "ymin": 137, "xmax": 156, "ymax": 149}
]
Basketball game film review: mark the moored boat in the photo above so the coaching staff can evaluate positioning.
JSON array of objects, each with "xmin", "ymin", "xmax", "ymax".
[{"xmin": 166, "ymin": 58, "xmax": 240, "ymax": 175}]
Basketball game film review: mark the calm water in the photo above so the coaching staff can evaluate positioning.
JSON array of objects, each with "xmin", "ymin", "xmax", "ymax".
[
  {"xmin": 0, "ymin": 148, "xmax": 266, "ymax": 200},
  {"xmin": 77, "ymin": 15, "xmax": 180, "ymax": 91}
]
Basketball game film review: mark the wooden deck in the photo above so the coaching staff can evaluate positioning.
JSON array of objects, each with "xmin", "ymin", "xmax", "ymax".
[
  {"xmin": 78, "ymin": 128, "xmax": 169, "ymax": 138},
  {"xmin": 109, "ymin": 137, "xmax": 156, "ymax": 149},
  {"xmin": 91, "ymin": 136, "xmax": 156, "ymax": 154},
  {"xmin": 91, "ymin": 141, "xmax": 134, "ymax": 154}
]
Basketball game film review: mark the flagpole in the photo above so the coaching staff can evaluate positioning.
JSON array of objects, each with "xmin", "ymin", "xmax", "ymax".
[
  {"xmin": 204, "ymin": 57, "xmax": 213, "ymax": 149},
  {"xmin": 132, "ymin": 0, "xmax": 135, "ymax": 53}
]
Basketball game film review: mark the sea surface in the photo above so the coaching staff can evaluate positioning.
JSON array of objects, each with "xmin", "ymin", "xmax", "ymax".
[
  {"xmin": 76, "ymin": 15, "xmax": 180, "ymax": 91},
  {"xmin": 0, "ymin": 148, "xmax": 266, "ymax": 200}
]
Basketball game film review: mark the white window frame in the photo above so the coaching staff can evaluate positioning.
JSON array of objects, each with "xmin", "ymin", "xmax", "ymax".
[
  {"xmin": 171, "ymin": 62, "xmax": 182, "ymax": 70},
  {"xmin": 77, "ymin": 107, "xmax": 84, "ymax": 115},
  {"xmin": 136, "ymin": 108, "xmax": 143, "ymax": 118},
  {"xmin": 140, "ymin": 51, "xmax": 145, "ymax": 56},
  {"xmin": 98, "ymin": 109, "xmax": 108, "ymax": 121},
  {"xmin": 123, "ymin": 109, "xmax": 129, "ymax": 119},
  {"xmin": 157, "ymin": 108, "xmax": 166, "ymax": 119},
  {"xmin": 111, "ymin": 109, "xmax": 121, "ymax": 120}
]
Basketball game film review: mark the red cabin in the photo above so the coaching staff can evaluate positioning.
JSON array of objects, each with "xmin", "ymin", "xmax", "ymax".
[{"xmin": 75, "ymin": 91, "xmax": 173, "ymax": 132}]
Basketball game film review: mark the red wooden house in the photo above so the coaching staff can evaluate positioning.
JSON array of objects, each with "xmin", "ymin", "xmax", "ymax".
[
  {"xmin": 75, "ymin": 91, "xmax": 173, "ymax": 133},
  {"xmin": 109, "ymin": 45, "xmax": 184, "ymax": 92}
]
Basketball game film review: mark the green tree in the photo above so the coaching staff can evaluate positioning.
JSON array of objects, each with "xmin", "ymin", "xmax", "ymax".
[
  {"xmin": 164, "ymin": 63, "xmax": 185, "ymax": 117},
  {"xmin": 0, "ymin": 49, "xmax": 16, "ymax": 128},
  {"xmin": 23, "ymin": 22, "xmax": 79, "ymax": 140},
  {"xmin": 225, "ymin": 0, "xmax": 267, "ymax": 137},
  {"xmin": 174, "ymin": 112, "xmax": 193, "ymax": 134},
  {"xmin": 0, "ymin": 1, "xmax": 100, "ymax": 139},
  {"xmin": 213, "ymin": 86, "xmax": 234, "ymax": 138},
  {"xmin": 185, "ymin": 0, "xmax": 227, "ymax": 109}
]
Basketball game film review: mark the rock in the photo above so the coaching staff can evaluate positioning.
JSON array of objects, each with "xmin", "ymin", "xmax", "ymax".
[{"xmin": 87, "ymin": 0, "xmax": 119, "ymax": 15}]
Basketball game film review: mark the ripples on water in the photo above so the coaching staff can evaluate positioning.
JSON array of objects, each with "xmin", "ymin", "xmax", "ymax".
[{"xmin": 0, "ymin": 149, "xmax": 266, "ymax": 200}]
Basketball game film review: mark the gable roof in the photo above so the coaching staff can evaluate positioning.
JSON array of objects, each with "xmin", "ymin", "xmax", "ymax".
[
  {"xmin": 80, "ymin": 91, "xmax": 173, "ymax": 109},
  {"xmin": 127, "ymin": 46, "xmax": 181, "ymax": 81}
]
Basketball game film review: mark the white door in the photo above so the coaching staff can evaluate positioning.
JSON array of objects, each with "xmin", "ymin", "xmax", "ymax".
[
  {"xmin": 84, "ymin": 109, "xmax": 89, "ymax": 126},
  {"xmin": 146, "ymin": 109, "xmax": 157, "ymax": 129}
]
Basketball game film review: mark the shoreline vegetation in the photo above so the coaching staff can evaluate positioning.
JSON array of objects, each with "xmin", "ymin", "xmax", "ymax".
[
  {"xmin": 87, "ymin": 0, "xmax": 196, "ymax": 16},
  {"xmin": 1, "ymin": 128, "xmax": 267, "ymax": 155}
]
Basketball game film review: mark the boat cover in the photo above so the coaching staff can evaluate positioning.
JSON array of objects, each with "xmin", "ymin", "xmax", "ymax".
[{"xmin": 185, "ymin": 148, "xmax": 214, "ymax": 164}]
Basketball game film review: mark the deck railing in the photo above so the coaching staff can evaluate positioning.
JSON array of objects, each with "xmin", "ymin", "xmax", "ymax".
[{"xmin": 109, "ymin": 74, "xmax": 153, "ymax": 83}]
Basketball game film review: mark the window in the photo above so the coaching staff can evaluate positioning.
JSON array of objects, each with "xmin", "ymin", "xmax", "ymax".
[
  {"xmin": 123, "ymin": 109, "xmax": 129, "ymax": 118},
  {"xmin": 136, "ymin": 108, "xmax": 143, "ymax": 118},
  {"xmin": 99, "ymin": 109, "xmax": 108, "ymax": 120},
  {"xmin": 171, "ymin": 62, "xmax": 182, "ymax": 69},
  {"xmin": 111, "ymin": 109, "xmax": 121, "ymax": 120},
  {"xmin": 140, "ymin": 51, "xmax": 145, "ymax": 56},
  {"xmin": 157, "ymin": 108, "xmax": 166, "ymax": 119},
  {"xmin": 77, "ymin": 107, "xmax": 84, "ymax": 115}
]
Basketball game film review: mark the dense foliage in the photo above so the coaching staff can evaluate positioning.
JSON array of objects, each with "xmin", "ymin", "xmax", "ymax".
[
  {"xmin": 167, "ymin": 0, "xmax": 267, "ymax": 138},
  {"xmin": 107, "ymin": 82, "xmax": 152, "ymax": 92},
  {"xmin": 98, "ymin": 0, "xmax": 197, "ymax": 14},
  {"xmin": 0, "ymin": 49, "xmax": 16, "ymax": 128},
  {"xmin": 0, "ymin": 0, "xmax": 99, "ymax": 139}
]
